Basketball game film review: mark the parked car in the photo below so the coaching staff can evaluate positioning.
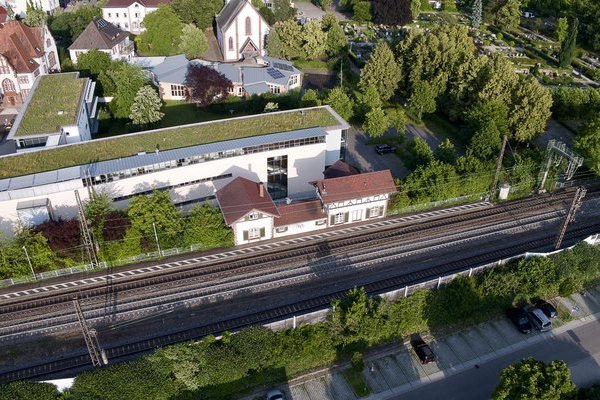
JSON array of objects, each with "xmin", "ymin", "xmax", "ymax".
[
  {"xmin": 265, "ymin": 389, "xmax": 286, "ymax": 400},
  {"xmin": 525, "ymin": 305, "xmax": 552, "ymax": 332},
  {"xmin": 411, "ymin": 338, "xmax": 436, "ymax": 364},
  {"xmin": 506, "ymin": 307, "xmax": 532, "ymax": 334},
  {"xmin": 536, "ymin": 300, "xmax": 558, "ymax": 319},
  {"xmin": 375, "ymin": 144, "xmax": 396, "ymax": 155}
]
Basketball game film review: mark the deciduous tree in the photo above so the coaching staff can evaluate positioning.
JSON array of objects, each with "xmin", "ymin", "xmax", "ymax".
[
  {"xmin": 301, "ymin": 20, "xmax": 327, "ymax": 59},
  {"xmin": 493, "ymin": 358, "xmax": 576, "ymax": 400},
  {"xmin": 575, "ymin": 117, "xmax": 600, "ymax": 175},
  {"xmin": 185, "ymin": 64, "xmax": 232, "ymax": 106},
  {"xmin": 129, "ymin": 86, "xmax": 164, "ymax": 126},
  {"xmin": 408, "ymin": 80, "xmax": 436, "ymax": 121},
  {"xmin": 325, "ymin": 87, "xmax": 354, "ymax": 121},
  {"xmin": 435, "ymin": 138, "xmax": 457, "ymax": 164},
  {"xmin": 184, "ymin": 203, "xmax": 233, "ymax": 247},
  {"xmin": 107, "ymin": 63, "xmax": 147, "ymax": 119},
  {"xmin": 136, "ymin": 5, "xmax": 184, "ymax": 56},
  {"xmin": 178, "ymin": 24, "xmax": 209, "ymax": 59},
  {"xmin": 76, "ymin": 49, "xmax": 112, "ymax": 78},
  {"xmin": 495, "ymin": 0, "xmax": 521, "ymax": 30},
  {"xmin": 170, "ymin": 0, "xmax": 223, "ymax": 29},
  {"xmin": 353, "ymin": 1, "xmax": 372, "ymax": 22},
  {"xmin": 364, "ymin": 107, "xmax": 388, "ymax": 137},
  {"xmin": 24, "ymin": 0, "xmax": 48, "ymax": 27},
  {"xmin": 359, "ymin": 42, "xmax": 400, "ymax": 102},
  {"xmin": 325, "ymin": 21, "xmax": 348, "ymax": 56},
  {"xmin": 272, "ymin": 0, "xmax": 296, "ymax": 21}
]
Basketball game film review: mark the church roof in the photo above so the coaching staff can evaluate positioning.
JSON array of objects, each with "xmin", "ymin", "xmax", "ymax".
[
  {"xmin": 216, "ymin": 0, "xmax": 267, "ymax": 33},
  {"xmin": 69, "ymin": 17, "xmax": 129, "ymax": 50}
]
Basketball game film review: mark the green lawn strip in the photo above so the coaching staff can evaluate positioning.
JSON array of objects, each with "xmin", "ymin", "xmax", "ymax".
[
  {"xmin": 342, "ymin": 369, "xmax": 371, "ymax": 397},
  {"xmin": 16, "ymin": 73, "xmax": 85, "ymax": 136},
  {"xmin": 0, "ymin": 108, "xmax": 338, "ymax": 179},
  {"xmin": 293, "ymin": 59, "xmax": 331, "ymax": 71}
]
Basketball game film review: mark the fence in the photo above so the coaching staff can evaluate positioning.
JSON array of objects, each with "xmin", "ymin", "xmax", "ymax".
[{"xmin": 261, "ymin": 234, "xmax": 600, "ymax": 333}]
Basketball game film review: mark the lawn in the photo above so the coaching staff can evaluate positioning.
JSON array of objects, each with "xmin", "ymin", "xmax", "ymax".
[
  {"xmin": 293, "ymin": 59, "xmax": 332, "ymax": 71},
  {"xmin": 15, "ymin": 73, "xmax": 86, "ymax": 136},
  {"xmin": 0, "ymin": 107, "xmax": 340, "ymax": 179}
]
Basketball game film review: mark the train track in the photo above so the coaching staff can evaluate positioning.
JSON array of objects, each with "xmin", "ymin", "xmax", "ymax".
[{"xmin": 1, "ymin": 221, "xmax": 597, "ymax": 384}]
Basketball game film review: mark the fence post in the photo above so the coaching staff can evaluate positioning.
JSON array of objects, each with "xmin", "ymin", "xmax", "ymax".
[
  {"xmin": 437, "ymin": 276, "xmax": 442, "ymax": 289},
  {"xmin": 404, "ymin": 285, "xmax": 408, "ymax": 297},
  {"xmin": 469, "ymin": 268, "xmax": 473, "ymax": 277},
  {"xmin": 293, "ymin": 315, "xmax": 296, "ymax": 329}
]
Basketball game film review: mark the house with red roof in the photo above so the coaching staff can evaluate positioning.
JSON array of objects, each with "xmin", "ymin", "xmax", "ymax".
[
  {"xmin": 0, "ymin": 21, "xmax": 59, "ymax": 108},
  {"xmin": 101, "ymin": 0, "xmax": 171, "ymax": 34},
  {"xmin": 216, "ymin": 167, "xmax": 397, "ymax": 245}
]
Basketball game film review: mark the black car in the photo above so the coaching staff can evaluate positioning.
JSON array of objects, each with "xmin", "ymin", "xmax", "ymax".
[
  {"xmin": 536, "ymin": 301, "xmax": 558, "ymax": 319},
  {"xmin": 375, "ymin": 144, "xmax": 396, "ymax": 155},
  {"xmin": 506, "ymin": 307, "xmax": 533, "ymax": 334},
  {"xmin": 411, "ymin": 338, "xmax": 436, "ymax": 364}
]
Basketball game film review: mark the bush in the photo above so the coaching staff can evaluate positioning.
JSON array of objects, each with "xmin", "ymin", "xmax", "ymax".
[{"xmin": 351, "ymin": 351, "xmax": 364, "ymax": 372}]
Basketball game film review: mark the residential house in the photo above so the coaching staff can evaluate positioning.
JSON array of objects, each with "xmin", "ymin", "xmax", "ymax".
[
  {"xmin": 131, "ymin": 54, "xmax": 301, "ymax": 100},
  {"xmin": 7, "ymin": 72, "xmax": 98, "ymax": 151},
  {"xmin": 2, "ymin": 0, "xmax": 59, "ymax": 18},
  {"xmin": 0, "ymin": 21, "xmax": 59, "ymax": 107},
  {"xmin": 216, "ymin": 0, "xmax": 269, "ymax": 62},
  {"xmin": 101, "ymin": 0, "xmax": 171, "ymax": 34},
  {"xmin": 68, "ymin": 17, "xmax": 134, "ymax": 64}
]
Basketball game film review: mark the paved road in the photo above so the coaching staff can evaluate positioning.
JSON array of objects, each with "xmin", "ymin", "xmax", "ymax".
[{"xmin": 394, "ymin": 318, "xmax": 600, "ymax": 400}]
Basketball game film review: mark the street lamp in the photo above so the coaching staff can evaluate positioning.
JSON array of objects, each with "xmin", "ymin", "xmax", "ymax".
[{"xmin": 22, "ymin": 246, "xmax": 36, "ymax": 280}]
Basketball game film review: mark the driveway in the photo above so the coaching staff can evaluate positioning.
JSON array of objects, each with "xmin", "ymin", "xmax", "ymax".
[
  {"xmin": 294, "ymin": 1, "xmax": 349, "ymax": 21},
  {"xmin": 345, "ymin": 127, "xmax": 409, "ymax": 179}
]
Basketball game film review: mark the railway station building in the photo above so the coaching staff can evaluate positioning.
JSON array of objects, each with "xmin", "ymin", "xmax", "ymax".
[
  {"xmin": 0, "ymin": 106, "xmax": 348, "ymax": 235},
  {"xmin": 216, "ymin": 166, "xmax": 397, "ymax": 245}
]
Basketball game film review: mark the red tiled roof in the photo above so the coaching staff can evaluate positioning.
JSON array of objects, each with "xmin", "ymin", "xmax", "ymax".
[
  {"xmin": 323, "ymin": 160, "xmax": 360, "ymax": 179},
  {"xmin": 103, "ymin": 0, "xmax": 170, "ymax": 8},
  {"xmin": 275, "ymin": 200, "xmax": 325, "ymax": 227},
  {"xmin": 0, "ymin": 21, "xmax": 44, "ymax": 74},
  {"xmin": 313, "ymin": 170, "xmax": 397, "ymax": 204},
  {"xmin": 215, "ymin": 177, "xmax": 280, "ymax": 226},
  {"xmin": 0, "ymin": 7, "xmax": 8, "ymax": 24}
]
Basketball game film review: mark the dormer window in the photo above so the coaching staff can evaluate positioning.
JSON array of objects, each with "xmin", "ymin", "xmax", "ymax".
[{"xmin": 248, "ymin": 212, "xmax": 259, "ymax": 220}]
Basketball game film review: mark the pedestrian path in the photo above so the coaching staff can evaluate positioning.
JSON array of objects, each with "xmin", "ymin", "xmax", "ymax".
[{"xmin": 242, "ymin": 286, "xmax": 600, "ymax": 400}]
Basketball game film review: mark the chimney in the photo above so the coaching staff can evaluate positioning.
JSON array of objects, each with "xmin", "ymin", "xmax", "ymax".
[{"xmin": 259, "ymin": 182, "xmax": 265, "ymax": 197}]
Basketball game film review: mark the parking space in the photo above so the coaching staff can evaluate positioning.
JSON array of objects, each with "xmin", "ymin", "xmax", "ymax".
[
  {"xmin": 428, "ymin": 338, "xmax": 462, "ymax": 370},
  {"xmin": 460, "ymin": 329, "xmax": 495, "ymax": 357},
  {"xmin": 303, "ymin": 378, "xmax": 330, "ymax": 400},
  {"xmin": 443, "ymin": 333, "xmax": 479, "ymax": 363},
  {"xmin": 374, "ymin": 356, "xmax": 410, "ymax": 388},
  {"xmin": 476, "ymin": 322, "xmax": 512, "ymax": 351}
]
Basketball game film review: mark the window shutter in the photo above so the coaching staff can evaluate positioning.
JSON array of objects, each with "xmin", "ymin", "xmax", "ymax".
[
  {"xmin": 243, "ymin": 230, "xmax": 248, "ymax": 241},
  {"xmin": 379, "ymin": 206, "xmax": 384, "ymax": 217},
  {"xmin": 260, "ymin": 227, "xmax": 265, "ymax": 237},
  {"xmin": 330, "ymin": 215, "xmax": 335, "ymax": 225},
  {"xmin": 344, "ymin": 212, "xmax": 349, "ymax": 223},
  {"xmin": 365, "ymin": 208, "xmax": 370, "ymax": 218}
]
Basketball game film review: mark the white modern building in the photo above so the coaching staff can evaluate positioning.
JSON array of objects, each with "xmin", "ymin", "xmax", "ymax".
[
  {"xmin": 101, "ymin": 0, "xmax": 170, "ymax": 34},
  {"xmin": 216, "ymin": 0, "xmax": 269, "ymax": 62},
  {"xmin": 216, "ymin": 164, "xmax": 397, "ymax": 245},
  {"xmin": 0, "ymin": 106, "xmax": 348, "ymax": 234},
  {"xmin": 69, "ymin": 18, "xmax": 134, "ymax": 64},
  {"xmin": 2, "ymin": 0, "xmax": 59, "ymax": 18},
  {"xmin": 6, "ymin": 72, "xmax": 98, "ymax": 151},
  {"xmin": 0, "ymin": 21, "xmax": 60, "ymax": 107}
]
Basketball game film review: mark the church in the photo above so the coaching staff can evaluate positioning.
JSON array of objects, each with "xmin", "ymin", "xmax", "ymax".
[{"xmin": 215, "ymin": 0, "xmax": 270, "ymax": 62}]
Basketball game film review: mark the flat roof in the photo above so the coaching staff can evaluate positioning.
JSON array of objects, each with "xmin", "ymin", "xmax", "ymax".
[
  {"xmin": 0, "ymin": 106, "xmax": 347, "ymax": 180},
  {"xmin": 11, "ymin": 73, "xmax": 87, "ymax": 137}
]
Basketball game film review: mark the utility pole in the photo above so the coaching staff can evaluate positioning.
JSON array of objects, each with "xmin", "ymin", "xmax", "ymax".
[
  {"xmin": 152, "ymin": 222, "xmax": 161, "ymax": 255},
  {"xmin": 554, "ymin": 186, "xmax": 586, "ymax": 250},
  {"xmin": 75, "ymin": 190, "xmax": 98, "ymax": 268},
  {"xmin": 340, "ymin": 58, "xmax": 343, "ymax": 89},
  {"xmin": 73, "ymin": 297, "xmax": 108, "ymax": 367},
  {"xmin": 489, "ymin": 135, "xmax": 508, "ymax": 201},
  {"xmin": 22, "ymin": 246, "xmax": 36, "ymax": 280}
]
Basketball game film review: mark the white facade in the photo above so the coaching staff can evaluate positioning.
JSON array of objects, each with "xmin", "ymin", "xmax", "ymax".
[
  {"xmin": 273, "ymin": 217, "xmax": 327, "ymax": 238},
  {"xmin": 217, "ymin": 0, "xmax": 269, "ymax": 62},
  {"xmin": 0, "ymin": 24, "xmax": 59, "ymax": 107},
  {"xmin": 3, "ymin": 0, "xmax": 59, "ymax": 17},
  {"xmin": 69, "ymin": 37, "xmax": 134, "ymax": 64},
  {"xmin": 233, "ymin": 211, "xmax": 274, "ymax": 245},
  {"xmin": 323, "ymin": 194, "xmax": 391, "ymax": 227},
  {"xmin": 0, "ymin": 106, "xmax": 349, "ymax": 235},
  {"xmin": 102, "ymin": 2, "xmax": 157, "ymax": 34}
]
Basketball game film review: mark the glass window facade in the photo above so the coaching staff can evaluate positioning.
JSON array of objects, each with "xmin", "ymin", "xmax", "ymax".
[{"xmin": 267, "ymin": 155, "xmax": 288, "ymax": 199}]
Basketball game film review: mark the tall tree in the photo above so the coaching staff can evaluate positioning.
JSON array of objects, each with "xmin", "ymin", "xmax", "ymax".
[
  {"xmin": 558, "ymin": 17, "xmax": 578, "ymax": 68},
  {"xmin": 183, "ymin": 203, "xmax": 232, "ymax": 247},
  {"xmin": 325, "ymin": 87, "xmax": 354, "ymax": 121},
  {"xmin": 129, "ymin": 86, "xmax": 164, "ymax": 126},
  {"xmin": 575, "ymin": 117, "xmax": 600, "ymax": 175},
  {"xmin": 179, "ymin": 24, "xmax": 208, "ymax": 59},
  {"xmin": 170, "ymin": 0, "xmax": 223, "ymax": 29},
  {"xmin": 358, "ymin": 84, "xmax": 383, "ymax": 117},
  {"xmin": 272, "ymin": 0, "xmax": 296, "ymax": 22},
  {"xmin": 508, "ymin": 76, "xmax": 552, "ymax": 142},
  {"xmin": 136, "ymin": 5, "xmax": 184, "ymax": 56},
  {"xmin": 435, "ymin": 139, "xmax": 457, "ymax": 164},
  {"xmin": 275, "ymin": 20, "xmax": 304, "ymax": 59},
  {"xmin": 359, "ymin": 42, "xmax": 401, "ymax": 102},
  {"xmin": 493, "ymin": 358, "xmax": 576, "ymax": 400},
  {"xmin": 325, "ymin": 20, "xmax": 348, "ymax": 56},
  {"xmin": 353, "ymin": 1, "xmax": 372, "ymax": 22},
  {"xmin": 185, "ymin": 64, "xmax": 232, "ymax": 106},
  {"xmin": 408, "ymin": 80, "xmax": 436, "ymax": 121},
  {"xmin": 107, "ymin": 63, "xmax": 147, "ymax": 119},
  {"xmin": 556, "ymin": 17, "xmax": 568, "ymax": 42},
  {"xmin": 49, "ymin": 5, "xmax": 102, "ymax": 46},
  {"xmin": 24, "ymin": 0, "xmax": 48, "ymax": 27},
  {"xmin": 471, "ymin": 0, "xmax": 482, "ymax": 27},
  {"xmin": 127, "ymin": 191, "xmax": 184, "ymax": 249},
  {"xmin": 266, "ymin": 28, "xmax": 285, "ymax": 59},
  {"xmin": 301, "ymin": 20, "xmax": 327, "ymax": 59},
  {"xmin": 495, "ymin": 0, "xmax": 521, "ymax": 30},
  {"xmin": 364, "ymin": 107, "xmax": 389, "ymax": 137},
  {"xmin": 75, "ymin": 49, "xmax": 112, "ymax": 78}
]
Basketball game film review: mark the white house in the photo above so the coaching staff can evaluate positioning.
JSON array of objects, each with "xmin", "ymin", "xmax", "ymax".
[
  {"xmin": 0, "ymin": 106, "xmax": 348, "ymax": 235},
  {"xmin": 0, "ymin": 21, "xmax": 59, "ymax": 107},
  {"xmin": 216, "ymin": 0, "xmax": 269, "ymax": 62},
  {"xmin": 101, "ymin": 0, "xmax": 170, "ymax": 34},
  {"xmin": 68, "ymin": 18, "xmax": 134, "ymax": 64},
  {"xmin": 6, "ymin": 72, "xmax": 98, "ymax": 151},
  {"xmin": 2, "ymin": 0, "xmax": 59, "ymax": 18}
]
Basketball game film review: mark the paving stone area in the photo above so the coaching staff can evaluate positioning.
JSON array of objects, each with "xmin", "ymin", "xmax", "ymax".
[{"xmin": 279, "ymin": 287, "xmax": 600, "ymax": 400}]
